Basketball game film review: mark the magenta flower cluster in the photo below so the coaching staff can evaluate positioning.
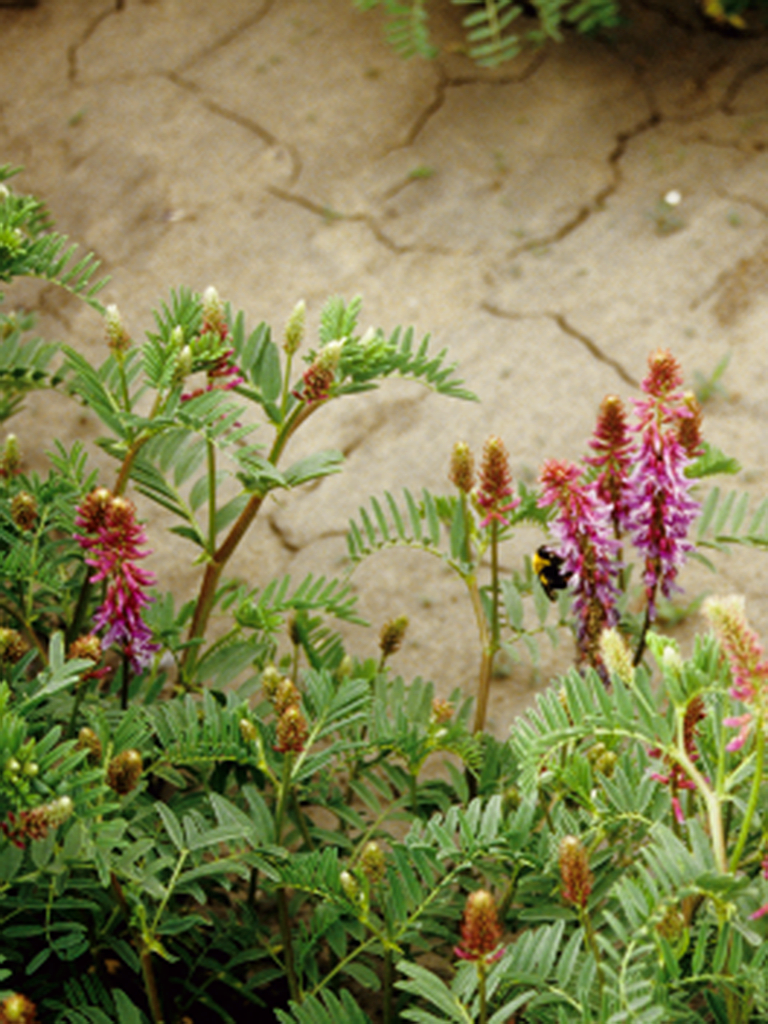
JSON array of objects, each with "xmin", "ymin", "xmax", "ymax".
[
  {"xmin": 625, "ymin": 351, "xmax": 701, "ymax": 613},
  {"xmin": 540, "ymin": 350, "xmax": 702, "ymax": 662},
  {"xmin": 539, "ymin": 459, "xmax": 619, "ymax": 666},
  {"xmin": 75, "ymin": 488, "xmax": 159, "ymax": 672}
]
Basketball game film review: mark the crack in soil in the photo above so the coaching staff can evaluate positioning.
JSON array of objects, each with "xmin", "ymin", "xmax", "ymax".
[
  {"xmin": 394, "ymin": 50, "xmax": 549, "ymax": 151},
  {"xmin": 266, "ymin": 185, "xmax": 430, "ymax": 255},
  {"xmin": 482, "ymin": 301, "xmax": 638, "ymax": 387},
  {"xmin": 166, "ymin": 72, "xmax": 301, "ymax": 186},
  {"xmin": 721, "ymin": 58, "xmax": 768, "ymax": 114},
  {"xmin": 505, "ymin": 108, "xmax": 661, "ymax": 261},
  {"xmin": 175, "ymin": 0, "xmax": 276, "ymax": 75},
  {"xmin": 67, "ymin": 1, "xmax": 120, "ymax": 83}
]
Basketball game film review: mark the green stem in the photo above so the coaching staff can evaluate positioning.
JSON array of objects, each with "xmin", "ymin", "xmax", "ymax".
[
  {"xmin": 383, "ymin": 947, "xmax": 394, "ymax": 1024},
  {"xmin": 673, "ymin": 737, "xmax": 727, "ymax": 874},
  {"xmin": 181, "ymin": 401, "xmax": 317, "ymax": 675},
  {"xmin": 473, "ymin": 520, "xmax": 499, "ymax": 734},
  {"xmin": 477, "ymin": 957, "xmax": 488, "ymax": 1024},
  {"xmin": 729, "ymin": 726, "xmax": 765, "ymax": 873},
  {"xmin": 140, "ymin": 949, "xmax": 165, "ymax": 1024},
  {"xmin": 206, "ymin": 439, "xmax": 216, "ymax": 554},
  {"xmin": 579, "ymin": 904, "xmax": 605, "ymax": 1004},
  {"xmin": 275, "ymin": 753, "xmax": 301, "ymax": 1003}
]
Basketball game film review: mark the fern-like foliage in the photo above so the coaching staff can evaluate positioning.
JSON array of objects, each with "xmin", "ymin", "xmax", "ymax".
[{"xmin": 0, "ymin": 166, "xmax": 108, "ymax": 310}]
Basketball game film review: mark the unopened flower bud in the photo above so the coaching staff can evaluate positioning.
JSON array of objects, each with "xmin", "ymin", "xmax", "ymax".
[
  {"xmin": 339, "ymin": 869, "xmax": 360, "ymax": 902},
  {"xmin": 1, "ymin": 434, "xmax": 21, "ymax": 477},
  {"xmin": 0, "ymin": 184, "xmax": 9, "ymax": 202},
  {"xmin": 284, "ymin": 300, "xmax": 306, "ymax": 355},
  {"xmin": 599, "ymin": 627, "xmax": 634, "ymax": 687},
  {"xmin": 262, "ymin": 665, "xmax": 282, "ymax": 700},
  {"xmin": 239, "ymin": 718, "xmax": 258, "ymax": 742},
  {"xmin": 5, "ymin": 757, "xmax": 21, "ymax": 777},
  {"xmin": 449, "ymin": 442, "xmax": 475, "ymax": 494},
  {"xmin": 11, "ymin": 492, "xmax": 37, "ymax": 531},
  {"xmin": 379, "ymin": 616, "xmax": 408, "ymax": 659},
  {"xmin": 274, "ymin": 705, "xmax": 309, "ymax": 754},
  {"xmin": 455, "ymin": 889, "xmax": 504, "ymax": 961},
  {"xmin": 76, "ymin": 726, "xmax": 102, "ymax": 764},
  {"xmin": 318, "ymin": 340, "xmax": 344, "ymax": 371},
  {"xmin": 336, "ymin": 654, "xmax": 353, "ymax": 680},
  {"xmin": 175, "ymin": 344, "xmax": 193, "ymax": 380},
  {"xmin": 559, "ymin": 835, "xmax": 593, "ymax": 908},
  {"xmin": 45, "ymin": 795, "xmax": 74, "ymax": 828},
  {"xmin": 106, "ymin": 749, "xmax": 143, "ymax": 795},
  {"xmin": 75, "ymin": 486, "xmax": 113, "ymax": 533},
  {"xmin": 360, "ymin": 841, "xmax": 386, "ymax": 884},
  {"xmin": 274, "ymin": 677, "xmax": 300, "ymax": 715},
  {"xmin": 105, "ymin": 305, "xmax": 131, "ymax": 355},
  {"xmin": 202, "ymin": 286, "xmax": 227, "ymax": 338}
]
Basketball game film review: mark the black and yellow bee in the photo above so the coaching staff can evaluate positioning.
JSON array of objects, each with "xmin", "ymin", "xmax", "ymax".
[{"xmin": 532, "ymin": 546, "xmax": 571, "ymax": 600}]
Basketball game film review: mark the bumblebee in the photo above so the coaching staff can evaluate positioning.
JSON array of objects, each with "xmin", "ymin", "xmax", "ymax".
[{"xmin": 532, "ymin": 545, "xmax": 571, "ymax": 600}]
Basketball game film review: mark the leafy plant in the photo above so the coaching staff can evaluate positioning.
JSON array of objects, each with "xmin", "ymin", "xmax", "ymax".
[
  {"xmin": 0, "ymin": 164, "xmax": 767, "ymax": 1024},
  {"xmin": 354, "ymin": 0, "xmax": 768, "ymax": 69}
]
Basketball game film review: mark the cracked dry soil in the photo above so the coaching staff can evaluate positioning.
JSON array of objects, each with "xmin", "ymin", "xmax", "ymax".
[{"xmin": 2, "ymin": 0, "xmax": 768, "ymax": 732}]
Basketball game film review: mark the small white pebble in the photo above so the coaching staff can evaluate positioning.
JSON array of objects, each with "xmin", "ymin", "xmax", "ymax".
[{"xmin": 664, "ymin": 190, "xmax": 682, "ymax": 206}]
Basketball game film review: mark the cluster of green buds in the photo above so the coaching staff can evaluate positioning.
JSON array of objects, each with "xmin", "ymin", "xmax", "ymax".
[
  {"xmin": 262, "ymin": 666, "xmax": 309, "ymax": 754},
  {"xmin": 106, "ymin": 749, "xmax": 143, "ymax": 795},
  {"xmin": 586, "ymin": 742, "xmax": 618, "ymax": 778},
  {"xmin": 0, "ymin": 434, "xmax": 21, "ymax": 478}
]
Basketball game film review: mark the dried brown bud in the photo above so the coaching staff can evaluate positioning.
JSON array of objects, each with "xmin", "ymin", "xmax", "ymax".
[
  {"xmin": 69, "ymin": 634, "xmax": 103, "ymax": 664},
  {"xmin": 559, "ymin": 835, "xmax": 593, "ymax": 908},
  {"xmin": 379, "ymin": 615, "xmax": 408, "ymax": 659},
  {"xmin": 273, "ymin": 677, "xmax": 301, "ymax": 715},
  {"xmin": 360, "ymin": 841, "xmax": 386, "ymax": 884},
  {"xmin": 431, "ymin": 698, "xmax": 454, "ymax": 724},
  {"xmin": 1, "ymin": 992, "xmax": 40, "ymax": 1024},
  {"xmin": 10, "ymin": 492, "xmax": 37, "ymax": 531},
  {"xmin": 0, "ymin": 628, "xmax": 27, "ymax": 664},
  {"xmin": 274, "ymin": 705, "xmax": 309, "ymax": 754},
  {"xmin": 76, "ymin": 727, "xmax": 103, "ymax": 764},
  {"xmin": 106, "ymin": 749, "xmax": 143, "ymax": 795},
  {"xmin": 677, "ymin": 391, "xmax": 703, "ymax": 458},
  {"xmin": 449, "ymin": 441, "xmax": 475, "ymax": 494}
]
